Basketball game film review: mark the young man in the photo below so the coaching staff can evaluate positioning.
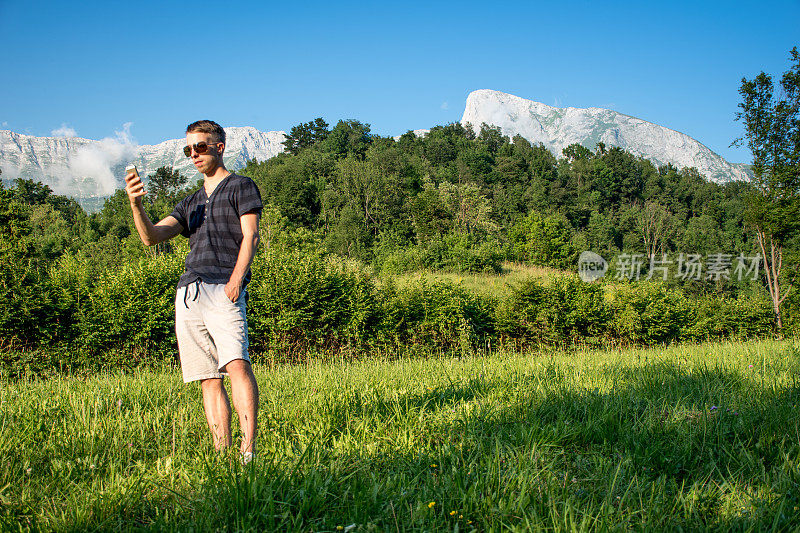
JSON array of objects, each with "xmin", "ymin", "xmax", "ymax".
[{"xmin": 125, "ymin": 120, "xmax": 261, "ymax": 462}]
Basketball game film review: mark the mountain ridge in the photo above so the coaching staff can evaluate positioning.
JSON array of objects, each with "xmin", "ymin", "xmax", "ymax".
[
  {"xmin": 460, "ymin": 89, "xmax": 750, "ymax": 183},
  {"xmin": 0, "ymin": 127, "xmax": 286, "ymax": 200},
  {"xmin": 0, "ymin": 91, "xmax": 751, "ymax": 208}
]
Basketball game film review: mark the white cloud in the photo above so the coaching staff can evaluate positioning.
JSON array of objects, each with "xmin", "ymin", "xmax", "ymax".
[
  {"xmin": 1, "ymin": 121, "xmax": 8, "ymax": 128},
  {"xmin": 44, "ymin": 122, "xmax": 138, "ymax": 197},
  {"xmin": 0, "ymin": 162, "xmax": 21, "ymax": 180},
  {"xmin": 51, "ymin": 123, "xmax": 77, "ymax": 137},
  {"xmin": 114, "ymin": 122, "xmax": 135, "ymax": 144},
  {"xmin": 440, "ymin": 101, "xmax": 449, "ymax": 110}
]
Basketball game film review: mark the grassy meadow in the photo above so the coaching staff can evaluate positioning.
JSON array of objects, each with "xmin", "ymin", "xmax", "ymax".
[
  {"xmin": 392, "ymin": 262, "xmax": 561, "ymax": 297},
  {"xmin": 2, "ymin": 339, "xmax": 800, "ymax": 531}
]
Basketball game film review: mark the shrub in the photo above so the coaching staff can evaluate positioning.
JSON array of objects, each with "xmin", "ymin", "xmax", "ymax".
[
  {"xmin": 496, "ymin": 275, "xmax": 607, "ymax": 346},
  {"xmin": 373, "ymin": 244, "xmax": 426, "ymax": 275},
  {"xmin": 0, "ymin": 243, "xmax": 69, "ymax": 348},
  {"xmin": 44, "ymin": 251, "xmax": 101, "ymax": 347},
  {"xmin": 247, "ymin": 246, "xmax": 380, "ymax": 356},
  {"xmin": 78, "ymin": 251, "xmax": 185, "ymax": 364},
  {"xmin": 683, "ymin": 294, "xmax": 774, "ymax": 341},
  {"xmin": 378, "ymin": 279, "xmax": 495, "ymax": 355},
  {"xmin": 376, "ymin": 234, "xmax": 503, "ymax": 275},
  {"xmin": 606, "ymin": 282, "xmax": 690, "ymax": 345},
  {"xmin": 0, "ymin": 346, "xmax": 79, "ymax": 379}
]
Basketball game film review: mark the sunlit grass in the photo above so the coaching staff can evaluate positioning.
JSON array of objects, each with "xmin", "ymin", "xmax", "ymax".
[
  {"xmin": 392, "ymin": 261, "xmax": 563, "ymax": 296},
  {"xmin": 2, "ymin": 339, "xmax": 799, "ymax": 530}
]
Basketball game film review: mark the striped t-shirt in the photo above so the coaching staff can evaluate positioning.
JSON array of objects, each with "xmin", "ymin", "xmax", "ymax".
[{"xmin": 170, "ymin": 173, "xmax": 263, "ymax": 288}]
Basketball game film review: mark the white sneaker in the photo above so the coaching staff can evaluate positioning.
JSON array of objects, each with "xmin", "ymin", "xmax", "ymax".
[{"xmin": 241, "ymin": 451, "xmax": 254, "ymax": 465}]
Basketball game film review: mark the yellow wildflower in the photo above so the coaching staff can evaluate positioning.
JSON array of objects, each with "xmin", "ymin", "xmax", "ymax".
[
  {"xmin": 450, "ymin": 511, "xmax": 457, "ymax": 516},
  {"xmin": 428, "ymin": 501, "xmax": 436, "ymax": 508}
]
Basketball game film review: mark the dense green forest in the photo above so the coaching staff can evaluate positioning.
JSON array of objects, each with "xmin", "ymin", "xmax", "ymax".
[
  {"xmin": 245, "ymin": 119, "xmax": 760, "ymax": 276},
  {"xmin": 0, "ymin": 120, "xmax": 797, "ymax": 370},
  {"xmin": 1, "ymin": 120, "xmax": 769, "ymax": 281}
]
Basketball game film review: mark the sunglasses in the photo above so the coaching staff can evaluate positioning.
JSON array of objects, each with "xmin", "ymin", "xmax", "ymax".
[{"xmin": 183, "ymin": 141, "xmax": 221, "ymax": 157}]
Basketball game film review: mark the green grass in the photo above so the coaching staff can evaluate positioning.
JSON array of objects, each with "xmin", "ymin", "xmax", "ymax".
[
  {"xmin": 2, "ymin": 339, "xmax": 800, "ymax": 531},
  {"xmin": 392, "ymin": 261, "xmax": 561, "ymax": 297}
]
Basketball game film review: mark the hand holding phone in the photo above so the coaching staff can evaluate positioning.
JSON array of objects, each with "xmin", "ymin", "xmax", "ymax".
[{"xmin": 124, "ymin": 164, "xmax": 145, "ymax": 205}]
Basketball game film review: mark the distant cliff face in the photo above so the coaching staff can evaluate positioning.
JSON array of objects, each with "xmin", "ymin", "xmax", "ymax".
[
  {"xmin": 133, "ymin": 127, "xmax": 286, "ymax": 182},
  {"xmin": 1, "ymin": 90, "xmax": 750, "ymax": 204},
  {"xmin": 461, "ymin": 90, "xmax": 750, "ymax": 183},
  {"xmin": 0, "ymin": 127, "xmax": 286, "ymax": 198}
]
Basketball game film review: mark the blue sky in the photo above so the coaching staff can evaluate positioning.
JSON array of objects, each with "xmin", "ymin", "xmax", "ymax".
[{"xmin": 1, "ymin": 0, "xmax": 798, "ymax": 164}]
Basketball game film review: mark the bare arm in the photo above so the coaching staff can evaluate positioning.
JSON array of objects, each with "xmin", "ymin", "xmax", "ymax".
[
  {"xmin": 224, "ymin": 212, "xmax": 261, "ymax": 302},
  {"xmin": 125, "ymin": 170, "xmax": 184, "ymax": 245}
]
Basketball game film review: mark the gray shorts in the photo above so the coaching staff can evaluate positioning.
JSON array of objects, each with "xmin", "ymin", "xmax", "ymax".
[{"xmin": 175, "ymin": 281, "xmax": 250, "ymax": 383}]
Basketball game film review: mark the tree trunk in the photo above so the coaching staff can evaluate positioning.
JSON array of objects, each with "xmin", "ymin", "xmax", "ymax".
[
  {"xmin": 641, "ymin": 202, "xmax": 668, "ymax": 259},
  {"xmin": 756, "ymin": 228, "xmax": 791, "ymax": 337}
]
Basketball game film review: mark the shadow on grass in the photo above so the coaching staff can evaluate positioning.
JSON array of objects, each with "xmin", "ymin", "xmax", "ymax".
[
  {"xmin": 31, "ymin": 359, "xmax": 800, "ymax": 531},
  {"xmin": 172, "ymin": 360, "xmax": 800, "ymax": 530}
]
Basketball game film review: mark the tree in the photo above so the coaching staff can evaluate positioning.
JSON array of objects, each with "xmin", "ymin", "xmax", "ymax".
[
  {"xmin": 478, "ymin": 123, "xmax": 508, "ymax": 156},
  {"xmin": 640, "ymin": 201, "xmax": 673, "ymax": 258},
  {"xmin": 509, "ymin": 210, "xmax": 576, "ymax": 269},
  {"xmin": 596, "ymin": 141, "xmax": 607, "ymax": 156},
  {"xmin": 320, "ymin": 120, "xmax": 371, "ymax": 159},
  {"xmin": 12, "ymin": 178, "xmax": 53, "ymax": 206},
  {"xmin": 681, "ymin": 214, "xmax": 722, "ymax": 255},
  {"xmin": 734, "ymin": 47, "xmax": 800, "ymax": 333},
  {"xmin": 561, "ymin": 143, "xmax": 593, "ymax": 162},
  {"xmin": 147, "ymin": 166, "xmax": 187, "ymax": 204},
  {"xmin": 408, "ymin": 178, "xmax": 452, "ymax": 241},
  {"xmin": 432, "ymin": 180, "xmax": 497, "ymax": 237},
  {"xmin": 321, "ymin": 157, "xmax": 402, "ymax": 257},
  {"xmin": 585, "ymin": 210, "xmax": 620, "ymax": 255},
  {"xmin": 282, "ymin": 118, "xmax": 330, "ymax": 155}
]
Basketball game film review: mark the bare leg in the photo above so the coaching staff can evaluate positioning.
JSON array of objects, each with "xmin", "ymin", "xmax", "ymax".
[
  {"xmin": 223, "ymin": 359, "xmax": 259, "ymax": 454},
  {"xmin": 200, "ymin": 378, "xmax": 232, "ymax": 450}
]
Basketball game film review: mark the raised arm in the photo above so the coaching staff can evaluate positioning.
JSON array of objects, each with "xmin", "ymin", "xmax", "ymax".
[
  {"xmin": 125, "ymin": 170, "xmax": 184, "ymax": 246},
  {"xmin": 224, "ymin": 212, "xmax": 261, "ymax": 302}
]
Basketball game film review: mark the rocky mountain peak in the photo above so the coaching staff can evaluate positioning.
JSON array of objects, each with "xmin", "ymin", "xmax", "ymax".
[{"xmin": 461, "ymin": 89, "xmax": 750, "ymax": 183}]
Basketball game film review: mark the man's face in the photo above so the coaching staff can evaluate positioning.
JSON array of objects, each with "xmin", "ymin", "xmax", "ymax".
[{"xmin": 185, "ymin": 131, "xmax": 224, "ymax": 175}]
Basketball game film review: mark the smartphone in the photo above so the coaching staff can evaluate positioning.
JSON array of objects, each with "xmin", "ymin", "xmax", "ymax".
[{"xmin": 125, "ymin": 164, "xmax": 139, "ymax": 178}]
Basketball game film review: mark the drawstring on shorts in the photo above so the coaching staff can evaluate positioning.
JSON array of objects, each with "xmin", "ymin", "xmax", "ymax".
[{"xmin": 183, "ymin": 278, "xmax": 202, "ymax": 309}]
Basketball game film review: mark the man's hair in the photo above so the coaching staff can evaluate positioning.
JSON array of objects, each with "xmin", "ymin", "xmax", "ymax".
[{"xmin": 186, "ymin": 120, "xmax": 226, "ymax": 144}]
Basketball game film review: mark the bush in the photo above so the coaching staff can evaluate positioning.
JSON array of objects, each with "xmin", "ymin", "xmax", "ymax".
[
  {"xmin": 0, "ymin": 346, "xmax": 79, "ymax": 379},
  {"xmin": 606, "ymin": 282, "xmax": 690, "ymax": 345},
  {"xmin": 378, "ymin": 279, "xmax": 495, "ymax": 355},
  {"xmin": 497, "ymin": 275, "xmax": 607, "ymax": 346},
  {"xmin": 683, "ymin": 294, "xmax": 774, "ymax": 341},
  {"xmin": 1, "ymin": 225, "xmax": 789, "ymax": 374},
  {"xmin": 247, "ymin": 246, "xmax": 380, "ymax": 357},
  {"xmin": 373, "ymin": 244, "xmax": 426, "ymax": 275},
  {"xmin": 0, "ymin": 243, "xmax": 70, "ymax": 348},
  {"xmin": 78, "ymin": 251, "xmax": 185, "ymax": 364},
  {"xmin": 376, "ymin": 234, "xmax": 503, "ymax": 275}
]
